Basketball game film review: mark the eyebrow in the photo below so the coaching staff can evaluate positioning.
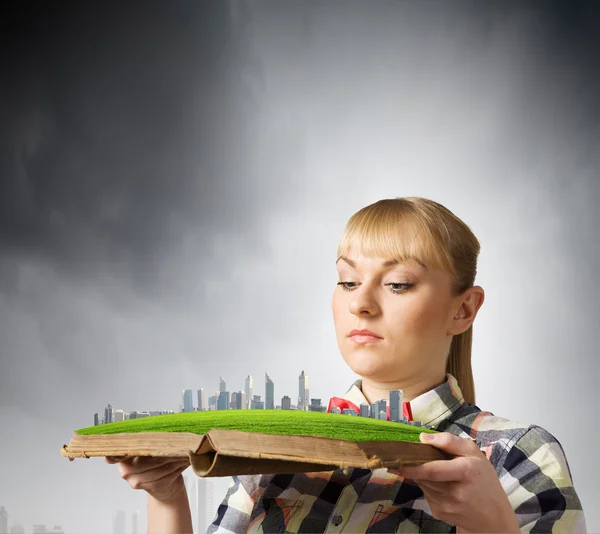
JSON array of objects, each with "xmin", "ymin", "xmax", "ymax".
[{"xmin": 336, "ymin": 256, "xmax": 428, "ymax": 271}]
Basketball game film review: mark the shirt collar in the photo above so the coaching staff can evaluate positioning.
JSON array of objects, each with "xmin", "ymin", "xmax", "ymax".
[{"xmin": 341, "ymin": 373, "xmax": 465, "ymax": 428}]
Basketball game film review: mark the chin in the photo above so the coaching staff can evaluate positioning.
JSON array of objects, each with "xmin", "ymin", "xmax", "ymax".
[{"xmin": 341, "ymin": 350, "xmax": 389, "ymax": 378}]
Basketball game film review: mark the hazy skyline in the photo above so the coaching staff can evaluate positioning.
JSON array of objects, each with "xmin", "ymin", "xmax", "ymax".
[{"xmin": 1, "ymin": 1, "xmax": 599, "ymax": 532}]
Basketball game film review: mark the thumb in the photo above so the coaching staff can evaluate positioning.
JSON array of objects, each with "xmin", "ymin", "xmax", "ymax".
[{"xmin": 419, "ymin": 432, "xmax": 480, "ymax": 456}]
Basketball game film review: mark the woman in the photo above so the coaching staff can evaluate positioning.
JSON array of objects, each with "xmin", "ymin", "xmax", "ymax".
[{"xmin": 107, "ymin": 197, "xmax": 586, "ymax": 533}]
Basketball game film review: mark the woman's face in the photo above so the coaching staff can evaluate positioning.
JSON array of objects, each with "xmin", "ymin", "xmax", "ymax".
[{"xmin": 332, "ymin": 251, "xmax": 458, "ymax": 384}]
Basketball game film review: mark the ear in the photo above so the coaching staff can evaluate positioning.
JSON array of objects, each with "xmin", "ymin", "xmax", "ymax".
[{"xmin": 448, "ymin": 285, "xmax": 485, "ymax": 335}]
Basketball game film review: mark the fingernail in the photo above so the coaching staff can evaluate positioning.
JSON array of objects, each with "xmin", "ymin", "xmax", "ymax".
[{"xmin": 421, "ymin": 433, "xmax": 434, "ymax": 442}]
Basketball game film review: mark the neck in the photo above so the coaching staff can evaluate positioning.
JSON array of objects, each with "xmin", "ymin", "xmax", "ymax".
[{"xmin": 360, "ymin": 371, "xmax": 447, "ymax": 404}]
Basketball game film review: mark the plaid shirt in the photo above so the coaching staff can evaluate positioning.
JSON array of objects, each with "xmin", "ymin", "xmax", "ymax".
[{"xmin": 207, "ymin": 375, "xmax": 586, "ymax": 533}]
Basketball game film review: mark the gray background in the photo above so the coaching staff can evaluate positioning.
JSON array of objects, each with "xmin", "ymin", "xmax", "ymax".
[{"xmin": 1, "ymin": 1, "xmax": 599, "ymax": 532}]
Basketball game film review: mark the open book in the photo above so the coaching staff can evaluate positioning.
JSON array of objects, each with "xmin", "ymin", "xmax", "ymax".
[{"xmin": 60, "ymin": 410, "xmax": 453, "ymax": 477}]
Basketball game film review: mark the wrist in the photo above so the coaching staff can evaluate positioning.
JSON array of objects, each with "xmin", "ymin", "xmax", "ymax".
[
  {"xmin": 149, "ymin": 478, "xmax": 188, "ymax": 508},
  {"xmin": 460, "ymin": 509, "xmax": 520, "ymax": 533}
]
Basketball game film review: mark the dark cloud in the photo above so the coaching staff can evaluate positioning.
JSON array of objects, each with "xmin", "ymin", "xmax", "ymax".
[{"xmin": 0, "ymin": 1, "xmax": 310, "ymax": 300}]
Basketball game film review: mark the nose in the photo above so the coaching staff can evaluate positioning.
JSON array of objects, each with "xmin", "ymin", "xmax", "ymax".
[{"xmin": 348, "ymin": 284, "xmax": 381, "ymax": 317}]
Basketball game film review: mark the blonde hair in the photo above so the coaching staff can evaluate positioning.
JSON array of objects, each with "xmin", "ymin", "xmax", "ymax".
[{"xmin": 337, "ymin": 197, "xmax": 480, "ymax": 405}]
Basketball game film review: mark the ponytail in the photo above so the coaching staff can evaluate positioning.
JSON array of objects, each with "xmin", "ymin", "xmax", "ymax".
[{"xmin": 446, "ymin": 325, "xmax": 475, "ymax": 405}]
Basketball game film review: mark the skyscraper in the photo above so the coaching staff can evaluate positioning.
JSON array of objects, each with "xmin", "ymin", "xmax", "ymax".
[
  {"xmin": 0, "ymin": 506, "xmax": 7, "ymax": 534},
  {"xmin": 94, "ymin": 412, "xmax": 99, "ymax": 426},
  {"xmin": 244, "ymin": 375, "xmax": 253, "ymax": 409},
  {"xmin": 113, "ymin": 409, "xmax": 124, "ymax": 422},
  {"xmin": 182, "ymin": 389, "xmax": 194, "ymax": 412},
  {"xmin": 131, "ymin": 510, "xmax": 139, "ymax": 534},
  {"xmin": 281, "ymin": 395, "xmax": 291, "ymax": 410},
  {"xmin": 298, "ymin": 371, "xmax": 308, "ymax": 411},
  {"xmin": 389, "ymin": 390, "xmax": 403, "ymax": 422},
  {"xmin": 113, "ymin": 510, "xmax": 126, "ymax": 534},
  {"xmin": 105, "ymin": 404, "xmax": 113, "ymax": 424},
  {"xmin": 265, "ymin": 373, "xmax": 274, "ymax": 410},
  {"xmin": 217, "ymin": 390, "xmax": 230, "ymax": 410},
  {"xmin": 219, "ymin": 377, "xmax": 226, "ymax": 393},
  {"xmin": 195, "ymin": 477, "xmax": 215, "ymax": 533},
  {"xmin": 197, "ymin": 388, "xmax": 206, "ymax": 411},
  {"xmin": 208, "ymin": 395, "xmax": 217, "ymax": 410},
  {"xmin": 232, "ymin": 391, "xmax": 243, "ymax": 409}
]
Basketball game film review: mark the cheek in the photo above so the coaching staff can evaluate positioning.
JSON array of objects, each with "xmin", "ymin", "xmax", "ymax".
[
  {"xmin": 331, "ymin": 293, "xmax": 346, "ymax": 330},
  {"xmin": 397, "ymin": 295, "xmax": 448, "ymax": 333}
]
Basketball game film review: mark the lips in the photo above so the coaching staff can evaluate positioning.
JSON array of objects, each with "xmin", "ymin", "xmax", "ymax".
[{"xmin": 348, "ymin": 329, "xmax": 383, "ymax": 340}]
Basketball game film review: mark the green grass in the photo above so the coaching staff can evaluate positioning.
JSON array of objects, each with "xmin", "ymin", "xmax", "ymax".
[{"xmin": 76, "ymin": 410, "xmax": 436, "ymax": 443}]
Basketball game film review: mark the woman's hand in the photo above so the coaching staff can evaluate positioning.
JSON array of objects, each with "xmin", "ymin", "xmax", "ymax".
[
  {"xmin": 389, "ymin": 432, "xmax": 520, "ymax": 533},
  {"xmin": 105, "ymin": 455, "xmax": 191, "ymax": 505}
]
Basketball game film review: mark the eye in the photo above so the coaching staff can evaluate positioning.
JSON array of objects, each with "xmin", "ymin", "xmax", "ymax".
[
  {"xmin": 385, "ymin": 282, "xmax": 414, "ymax": 294},
  {"xmin": 336, "ymin": 281, "xmax": 357, "ymax": 292}
]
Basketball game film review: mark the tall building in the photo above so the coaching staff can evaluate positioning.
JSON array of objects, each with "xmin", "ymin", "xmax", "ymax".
[
  {"xmin": 219, "ymin": 377, "xmax": 226, "ymax": 393},
  {"xmin": 113, "ymin": 510, "xmax": 126, "ymax": 534},
  {"xmin": 208, "ymin": 395, "xmax": 217, "ymax": 410},
  {"xmin": 360, "ymin": 403, "xmax": 370, "ymax": 417},
  {"xmin": 131, "ymin": 510, "xmax": 139, "ymax": 534},
  {"xmin": 232, "ymin": 391, "xmax": 245, "ymax": 410},
  {"xmin": 182, "ymin": 389, "xmax": 194, "ymax": 412},
  {"xmin": 389, "ymin": 390, "xmax": 403, "ymax": 422},
  {"xmin": 113, "ymin": 409, "xmax": 124, "ymax": 422},
  {"xmin": 298, "ymin": 371, "xmax": 308, "ymax": 411},
  {"xmin": 0, "ymin": 506, "xmax": 7, "ymax": 534},
  {"xmin": 105, "ymin": 403, "xmax": 113, "ymax": 424},
  {"xmin": 265, "ymin": 373, "xmax": 274, "ymax": 410},
  {"xmin": 217, "ymin": 391, "xmax": 230, "ymax": 410},
  {"xmin": 195, "ymin": 477, "xmax": 215, "ymax": 533},
  {"xmin": 309, "ymin": 398, "xmax": 325, "ymax": 412},
  {"xmin": 281, "ymin": 395, "xmax": 291, "ymax": 410},
  {"xmin": 197, "ymin": 388, "xmax": 206, "ymax": 411},
  {"xmin": 244, "ymin": 375, "xmax": 253, "ymax": 409},
  {"xmin": 250, "ymin": 395, "xmax": 264, "ymax": 409},
  {"xmin": 94, "ymin": 412, "xmax": 99, "ymax": 426}
]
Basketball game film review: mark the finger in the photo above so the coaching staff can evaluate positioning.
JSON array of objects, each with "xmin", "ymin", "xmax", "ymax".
[
  {"xmin": 121, "ymin": 458, "xmax": 190, "ymax": 481},
  {"xmin": 415, "ymin": 479, "xmax": 451, "ymax": 497},
  {"xmin": 131, "ymin": 456, "xmax": 189, "ymax": 469},
  {"xmin": 420, "ymin": 432, "xmax": 481, "ymax": 457},
  {"xmin": 105, "ymin": 456, "xmax": 127, "ymax": 464},
  {"xmin": 118, "ymin": 456, "xmax": 188, "ymax": 475},
  {"xmin": 126, "ymin": 460, "xmax": 190, "ymax": 491},
  {"xmin": 394, "ymin": 457, "xmax": 470, "ymax": 482}
]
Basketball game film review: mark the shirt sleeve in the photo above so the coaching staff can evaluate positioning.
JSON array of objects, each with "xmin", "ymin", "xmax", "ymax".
[
  {"xmin": 206, "ymin": 475, "xmax": 260, "ymax": 534},
  {"xmin": 499, "ymin": 425, "xmax": 587, "ymax": 533}
]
